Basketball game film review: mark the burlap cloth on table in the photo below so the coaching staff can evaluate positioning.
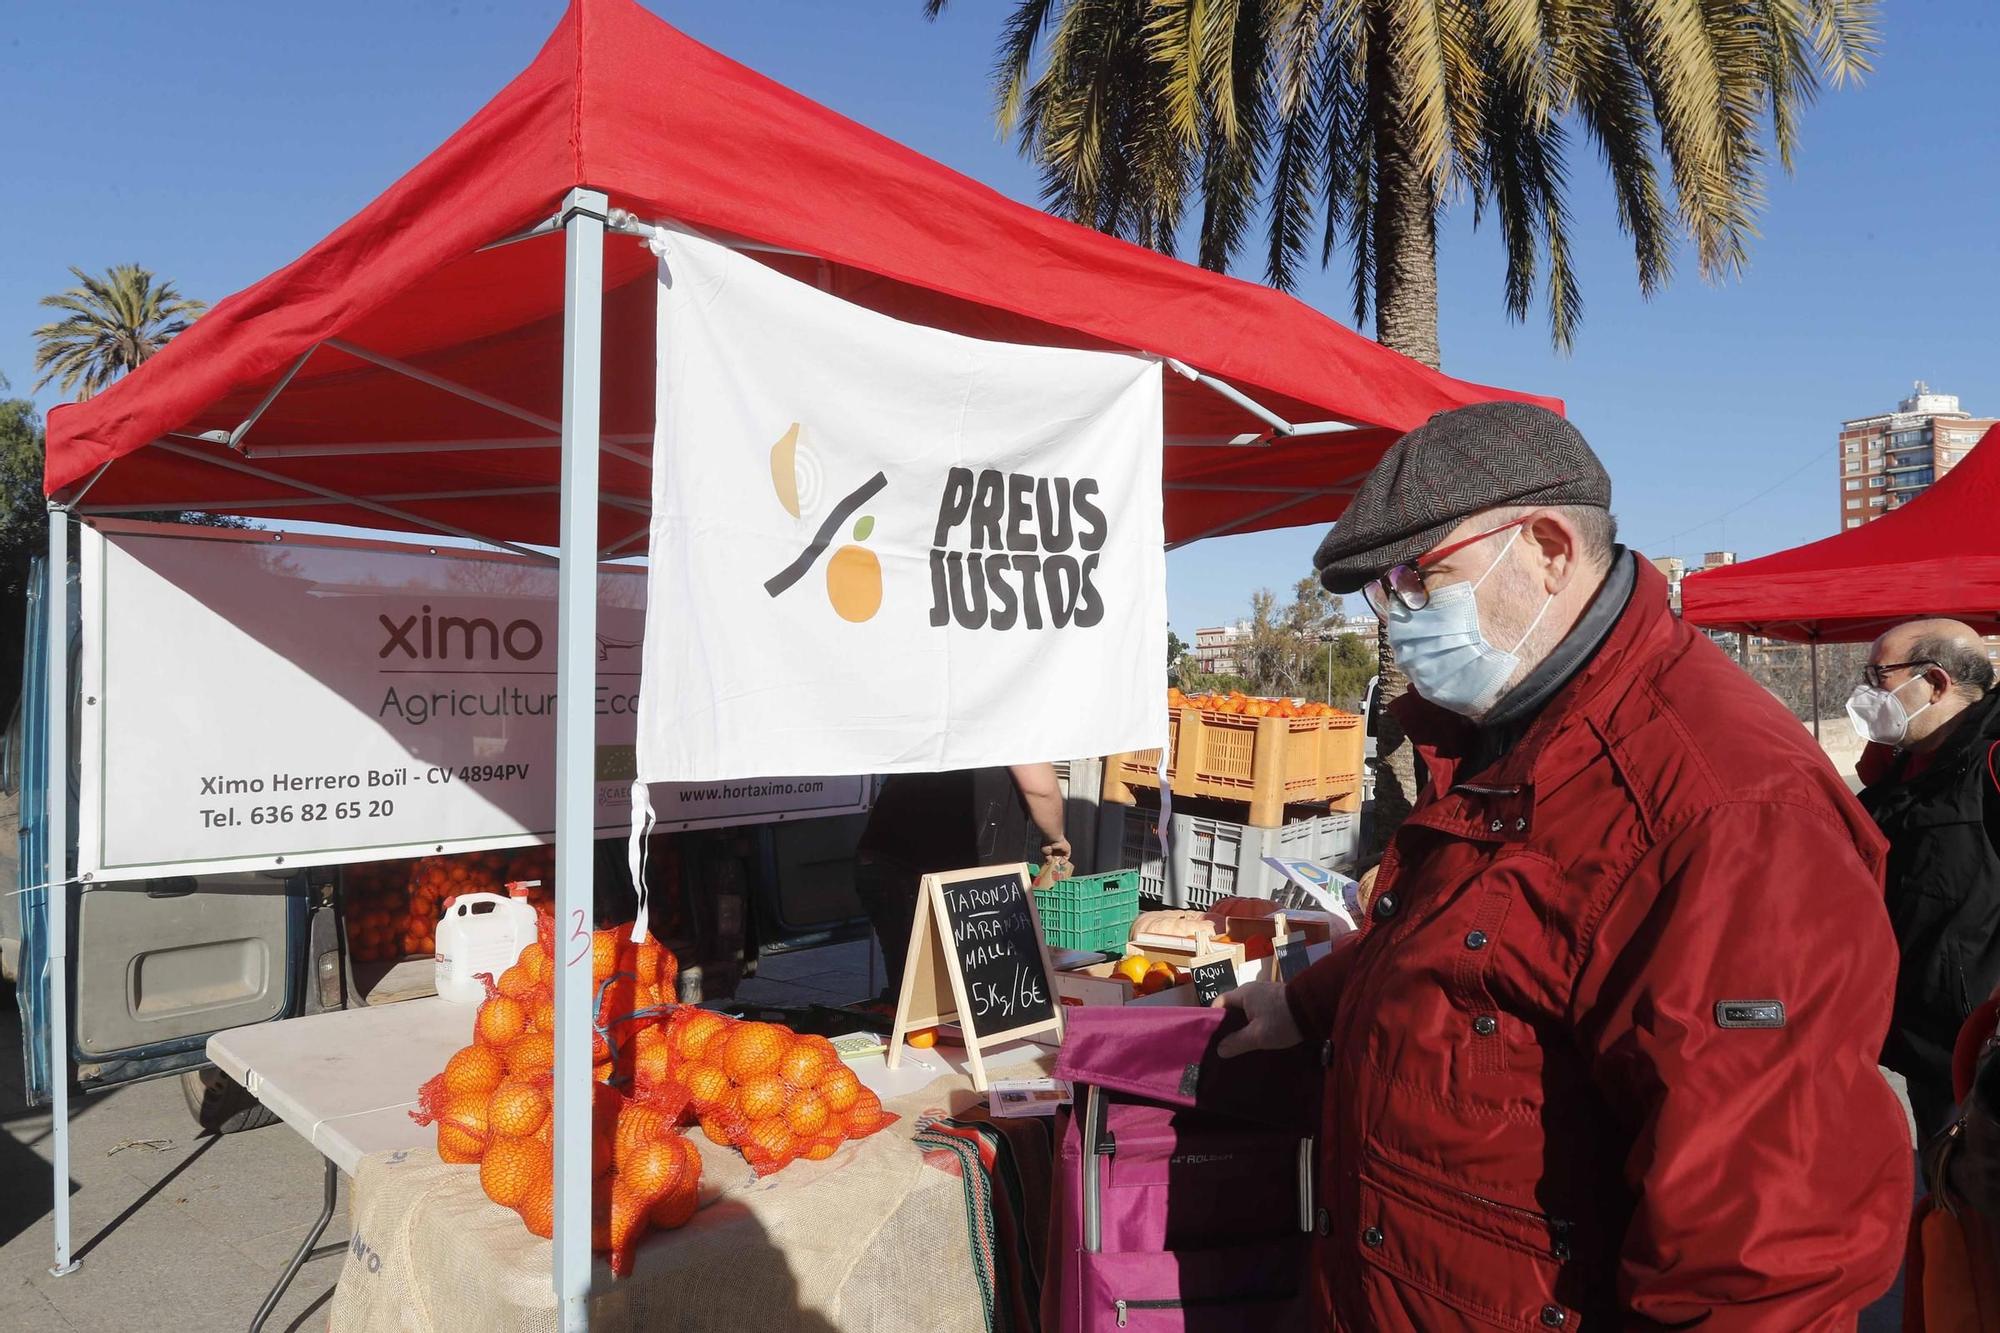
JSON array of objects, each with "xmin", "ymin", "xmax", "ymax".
[{"xmin": 327, "ymin": 1063, "xmax": 1025, "ymax": 1333}]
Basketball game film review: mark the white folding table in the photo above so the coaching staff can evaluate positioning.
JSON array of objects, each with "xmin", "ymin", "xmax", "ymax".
[{"xmin": 206, "ymin": 997, "xmax": 476, "ymax": 1331}]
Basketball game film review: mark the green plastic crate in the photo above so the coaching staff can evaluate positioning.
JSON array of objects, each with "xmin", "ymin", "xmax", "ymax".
[{"xmin": 1030, "ymin": 866, "xmax": 1141, "ymax": 952}]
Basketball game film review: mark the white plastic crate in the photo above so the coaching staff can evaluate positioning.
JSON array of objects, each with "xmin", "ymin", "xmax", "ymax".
[{"xmin": 1123, "ymin": 808, "xmax": 1358, "ymax": 910}]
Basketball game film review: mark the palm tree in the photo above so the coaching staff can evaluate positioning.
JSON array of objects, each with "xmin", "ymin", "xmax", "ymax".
[
  {"xmin": 927, "ymin": 0, "xmax": 1875, "ymax": 847},
  {"xmin": 33, "ymin": 264, "xmax": 207, "ymax": 401}
]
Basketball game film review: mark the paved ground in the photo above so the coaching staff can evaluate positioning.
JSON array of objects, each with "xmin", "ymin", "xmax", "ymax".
[
  {"xmin": 0, "ymin": 940, "xmax": 877, "ymax": 1333},
  {"xmin": 0, "ymin": 935, "xmax": 1917, "ymax": 1331}
]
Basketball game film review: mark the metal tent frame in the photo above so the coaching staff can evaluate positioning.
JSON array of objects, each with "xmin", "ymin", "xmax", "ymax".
[{"xmin": 39, "ymin": 187, "xmax": 1373, "ymax": 1328}]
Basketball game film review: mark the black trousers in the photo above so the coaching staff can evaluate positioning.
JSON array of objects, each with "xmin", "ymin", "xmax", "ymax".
[{"xmin": 854, "ymin": 857, "xmax": 923, "ymax": 995}]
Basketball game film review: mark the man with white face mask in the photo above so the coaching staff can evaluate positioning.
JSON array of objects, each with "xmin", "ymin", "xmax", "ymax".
[
  {"xmin": 1854, "ymin": 619, "xmax": 2000, "ymax": 1138},
  {"xmin": 1213, "ymin": 402, "xmax": 1910, "ymax": 1331}
]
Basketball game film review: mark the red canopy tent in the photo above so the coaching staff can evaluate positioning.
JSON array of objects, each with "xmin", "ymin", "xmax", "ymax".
[
  {"xmin": 33, "ymin": 0, "xmax": 1559, "ymax": 1318},
  {"xmin": 44, "ymin": 0, "xmax": 1555, "ymax": 550},
  {"xmin": 1682, "ymin": 423, "xmax": 2000, "ymax": 642}
]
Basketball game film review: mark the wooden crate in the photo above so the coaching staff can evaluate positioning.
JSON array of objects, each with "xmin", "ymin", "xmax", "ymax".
[{"xmin": 1104, "ymin": 707, "xmax": 1365, "ymax": 826}]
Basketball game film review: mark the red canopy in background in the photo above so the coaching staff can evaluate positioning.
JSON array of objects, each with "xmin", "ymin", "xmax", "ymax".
[
  {"xmin": 1681, "ymin": 424, "xmax": 2000, "ymax": 641},
  {"xmin": 43, "ymin": 0, "xmax": 1556, "ymax": 552}
]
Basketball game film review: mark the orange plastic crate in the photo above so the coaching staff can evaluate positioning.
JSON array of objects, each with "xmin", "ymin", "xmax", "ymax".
[{"xmin": 1105, "ymin": 706, "xmax": 1364, "ymax": 826}]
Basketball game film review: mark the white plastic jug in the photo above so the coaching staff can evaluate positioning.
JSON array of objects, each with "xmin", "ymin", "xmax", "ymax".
[{"xmin": 434, "ymin": 891, "xmax": 538, "ymax": 1005}]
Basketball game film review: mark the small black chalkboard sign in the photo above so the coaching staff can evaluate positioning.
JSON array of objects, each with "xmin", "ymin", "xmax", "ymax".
[
  {"xmin": 887, "ymin": 864, "xmax": 1065, "ymax": 1092},
  {"xmin": 1275, "ymin": 939, "xmax": 1313, "ymax": 982},
  {"xmin": 935, "ymin": 871, "xmax": 1057, "ymax": 1032},
  {"xmin": 1190, "ymin": 957, "xmax": 1239, "ymax": 1005}
]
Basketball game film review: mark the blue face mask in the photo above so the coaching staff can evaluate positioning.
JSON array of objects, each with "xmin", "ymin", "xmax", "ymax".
[{"xmin": 1385, "ymin": 528, "xmax": 1555, "ymax": 719}]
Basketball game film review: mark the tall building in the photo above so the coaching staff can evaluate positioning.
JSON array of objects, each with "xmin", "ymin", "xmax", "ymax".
[{"xmin": 1838, "ymin": 382, "xmax": 1995, "ymax": 530}]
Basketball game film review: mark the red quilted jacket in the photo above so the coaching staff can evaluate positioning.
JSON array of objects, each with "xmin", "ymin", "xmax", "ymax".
[{"xmin": 1288, "ymin": 561, "xmax": 1910, "ymax": 1331}]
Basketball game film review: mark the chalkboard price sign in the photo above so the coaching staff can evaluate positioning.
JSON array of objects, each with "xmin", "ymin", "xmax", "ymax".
[
  {"xmin": 1275, "ymin": 939, "xmax": 1313, "ymax": 982},
  {"xmin": 887, "ymin": 864, "xmax": 1065, "ymax": 1090},
  {"xmin": 937, "ymin": 872, "xmax": 1057, "ymax": 1031},
  {"xmin": 1190, "ymin": 957, "xmax": 1239, "ymax": 1005}
]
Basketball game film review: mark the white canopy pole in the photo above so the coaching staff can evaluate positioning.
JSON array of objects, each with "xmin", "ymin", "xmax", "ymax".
[
  {"xmin": 46, "ymin": 505, "xmax": 79, "ymax": 1278},
  {"xmin": 553, "ymin": 186, "xmax": 608, "ymax": 1329}
]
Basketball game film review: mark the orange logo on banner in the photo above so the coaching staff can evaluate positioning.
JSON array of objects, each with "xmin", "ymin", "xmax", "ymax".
[{"xmin": 764, "ymin": 422, "xmax": 886, "ymax": 623}]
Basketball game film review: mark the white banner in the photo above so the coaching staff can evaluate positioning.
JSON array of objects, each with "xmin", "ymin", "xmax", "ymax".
[
  {"xmin": 76, "ymin": 523, "xmax": 868, "ymax": 882},
  {"xmin": 637, "ymin": 227, "xmax": 1168, "ymax": 781}
]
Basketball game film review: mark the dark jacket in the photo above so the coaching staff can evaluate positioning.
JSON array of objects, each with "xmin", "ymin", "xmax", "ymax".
[
  {"xmin": 1286, "ymin": 562, "xmax": 1907, "ymax": 1331},
  {"xmin": 1862, "ymin": 688, "xmax": 2000, "ymax": 1097}
]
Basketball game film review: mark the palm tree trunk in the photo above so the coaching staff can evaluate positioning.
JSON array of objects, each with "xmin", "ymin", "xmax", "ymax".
[{"xmin": 1363, "ymin": 16, "xmax": 1443, "ymax": 858}]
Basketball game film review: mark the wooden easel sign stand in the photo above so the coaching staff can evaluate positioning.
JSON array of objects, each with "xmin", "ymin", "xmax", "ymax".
[{"xmin": 887, "ymin": 863, "xmax": 1064, "ymax": 1091}]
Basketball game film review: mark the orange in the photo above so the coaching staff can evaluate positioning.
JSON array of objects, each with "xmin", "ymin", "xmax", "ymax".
[
  {"xmin": 674, "ymin": 1012, "xmax": 728, "ymax": 1063},
  {"xmin": 826, "ymin": 544, "xmax": 882, "ymax": 623},
  {"xmin": 719, "ymin": 1024, "xmax": 787, "ymax": 1082},
  {"xmin": 615, "ymin": 1104, "xmax": 673, "ymax": 1169},
  {"xmin": 736, "ymin": 1074, "xmax": 788, "ymax": 1122},
  {"xmin": 442, "ymin": 1043, "xmax": 506, "ymax": 1098},
  {"xmin": 778, "ymin": 1037, "xmax": 837, "ymax": 1090},
  {"xmin": 802, "ymin": 1128, "xmax": 844, "ymax": 1162},
  {"xmin": 620, "ymin": 1137, "xmax": 687, "ymax": 1203},
  {"xmin": 818, "ymin": 1066, "xmax": 862, "ymax": 1116},
  {"xmin": 520, "ymin": 940, "xmax": 553, "ymax": 987},
  {"xmin": 784, "ymin": 1090, "xmax": 830, "ymax": 1139},
  {"xmin": 488, "ymin": 1079, "xmax": 550, "ymax": 1139},
  {"xmin": 518, "ymin": 1174, "xmax": 555, "ymax": 1238},
  {"xmin": 1113, "ymin": 956, "xmax": 1150, "ymax": 987},
  {"xmin": 682, "ymin": 1063, "xmax": 731, "ymax": 1112},
  {"xmin": 505, "ymin": 1031, "xmax": 556, "ymax": 1077},
  {"xmin": 743, "ymin": 1117, "xmax": 796, "ymax": 1165},
  {"xmin": 649, "ymin": 1186, "xmax": 698, "ymax": 1230},
  {"xmin": 496, "ymin": 964, "xmax": 535, "ymax": 1000},
  {"xmin": 436, "ymin": 1089, "xmax": 490, "ymax": 1163},
  {"xmin": 848, "ymin": 1088, "xmax": 885, "ymax": 1133},
  {"xmin": 634, "ymin": 1044, "xmax": 673, "ymax": 1092},
  {"xmin": 906, "ymin": 1028, "xmax": 938, "ymax": 1050},
  {"xmin": 698, "ymin": 1112, "xmax": 734, "ymax": 1147},
  {"xmin": 530, "ymin": 994, "xmax": 557, "ymax": 1035},
  {"xmin": 592, "ymin": 931, "xmax": 620, "ymax": 982},
  {"xmin": 480, "ymin": 1134, "xmax": 547, "ymax": 1209},
  {"xmin": 476, "ymin": 995, "xmax": 529, "ymax": 1049}
]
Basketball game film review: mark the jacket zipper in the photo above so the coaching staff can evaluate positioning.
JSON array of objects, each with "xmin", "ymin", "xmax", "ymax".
[
  {"xmin": 1116, "ymin": 1294, "xmax": 1288, "ymax": 1327},
  {"xmin": 1371, "ymin": 1155, "xmax": 1575, "ymax": 1261}
]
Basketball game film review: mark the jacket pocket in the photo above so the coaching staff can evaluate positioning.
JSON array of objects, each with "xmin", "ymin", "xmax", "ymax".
[
  {"xmin": 1076, "ymin": 1237, "xmax": 1310, "ymax": 1331},
  {"xmin": 1356, "ymin": 1152, "xmax": 1582, "ymax": 1331}
]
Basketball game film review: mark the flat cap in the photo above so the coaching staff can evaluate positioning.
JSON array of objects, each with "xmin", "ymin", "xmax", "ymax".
[{"xmin": 1313, "ymin": 402, "xmax": 1609, "ymax": 593}]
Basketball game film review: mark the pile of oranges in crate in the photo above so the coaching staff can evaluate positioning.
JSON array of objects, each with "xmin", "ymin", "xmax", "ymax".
[
  {"xmin": 344, "ymin": 846, "xmax": 558, "ymax": 963},
  {"xmin": 1167, "ymin": 687, "xmax": 1355, "ymax": 720}
]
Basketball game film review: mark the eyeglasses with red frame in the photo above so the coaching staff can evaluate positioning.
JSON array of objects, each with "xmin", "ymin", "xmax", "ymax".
[{"xmin": 1362, "ymin": 518, "xmax": 1530, "ymax": 617}]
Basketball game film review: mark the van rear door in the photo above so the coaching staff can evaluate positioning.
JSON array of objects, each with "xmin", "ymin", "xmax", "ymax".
[{"xmin": 16, "ymin": 557, "xmax": 307, "ymax": 1101}]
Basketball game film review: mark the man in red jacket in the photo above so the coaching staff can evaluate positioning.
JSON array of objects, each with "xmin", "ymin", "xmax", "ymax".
[{"xmin": 1220, "ymin": 402, "xmax": 1910, "ymax": 1330}]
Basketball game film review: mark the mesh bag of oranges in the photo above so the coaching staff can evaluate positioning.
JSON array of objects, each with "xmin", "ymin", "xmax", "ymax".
[
  {"xmin": 413, "ymin": 915, "xmax": 702, "ymax": 1276},
  {"xmin": 645, "ymin": 1008, "xmax": 895, "ymax": 1176}
]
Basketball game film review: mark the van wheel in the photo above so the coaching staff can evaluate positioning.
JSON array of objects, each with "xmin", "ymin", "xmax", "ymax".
[{"xmin": 181, "ymin": 1067, "xmax": 278, "ymax": 1135}]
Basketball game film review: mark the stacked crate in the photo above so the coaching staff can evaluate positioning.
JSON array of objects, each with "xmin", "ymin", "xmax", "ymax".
[{"xmin": 1106, "ymin": 702, "xmax": 1365, "ymax": 910}]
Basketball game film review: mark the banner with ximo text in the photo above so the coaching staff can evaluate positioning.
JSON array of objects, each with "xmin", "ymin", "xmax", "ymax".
[{"xmin": 76, "ymin": 521, "xmax": 868, "ymax": 882}]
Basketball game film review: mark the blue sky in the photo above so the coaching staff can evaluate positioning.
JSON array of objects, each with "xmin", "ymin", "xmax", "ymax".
[{"xmin": 4, "ymin": 1, "xmax": 1996, "ymax": 634}]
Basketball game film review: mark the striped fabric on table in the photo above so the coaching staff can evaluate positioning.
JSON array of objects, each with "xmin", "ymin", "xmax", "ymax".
[{"xmin": 914, "ymin": 1108, "xmax": 1057, "ymax": 1333}]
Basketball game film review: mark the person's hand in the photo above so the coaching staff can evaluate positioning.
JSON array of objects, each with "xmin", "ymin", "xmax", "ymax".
[
  {"xmin": 1040, "ymin": 839, "xmax": 1072, "ymax": 867},
  {"xmin": 1213, "ymin": 981, "xmax": 1304, "ymax": 1058}
]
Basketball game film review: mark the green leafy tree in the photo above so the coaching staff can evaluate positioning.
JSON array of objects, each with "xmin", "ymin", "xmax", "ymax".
[
  {"xmin": 33, "ymin": 264, "xmax": 207, "ymax": 400},
  {"xmin": 929, "ymin": 0, "xmax": 1876, "ymax": 851}
]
